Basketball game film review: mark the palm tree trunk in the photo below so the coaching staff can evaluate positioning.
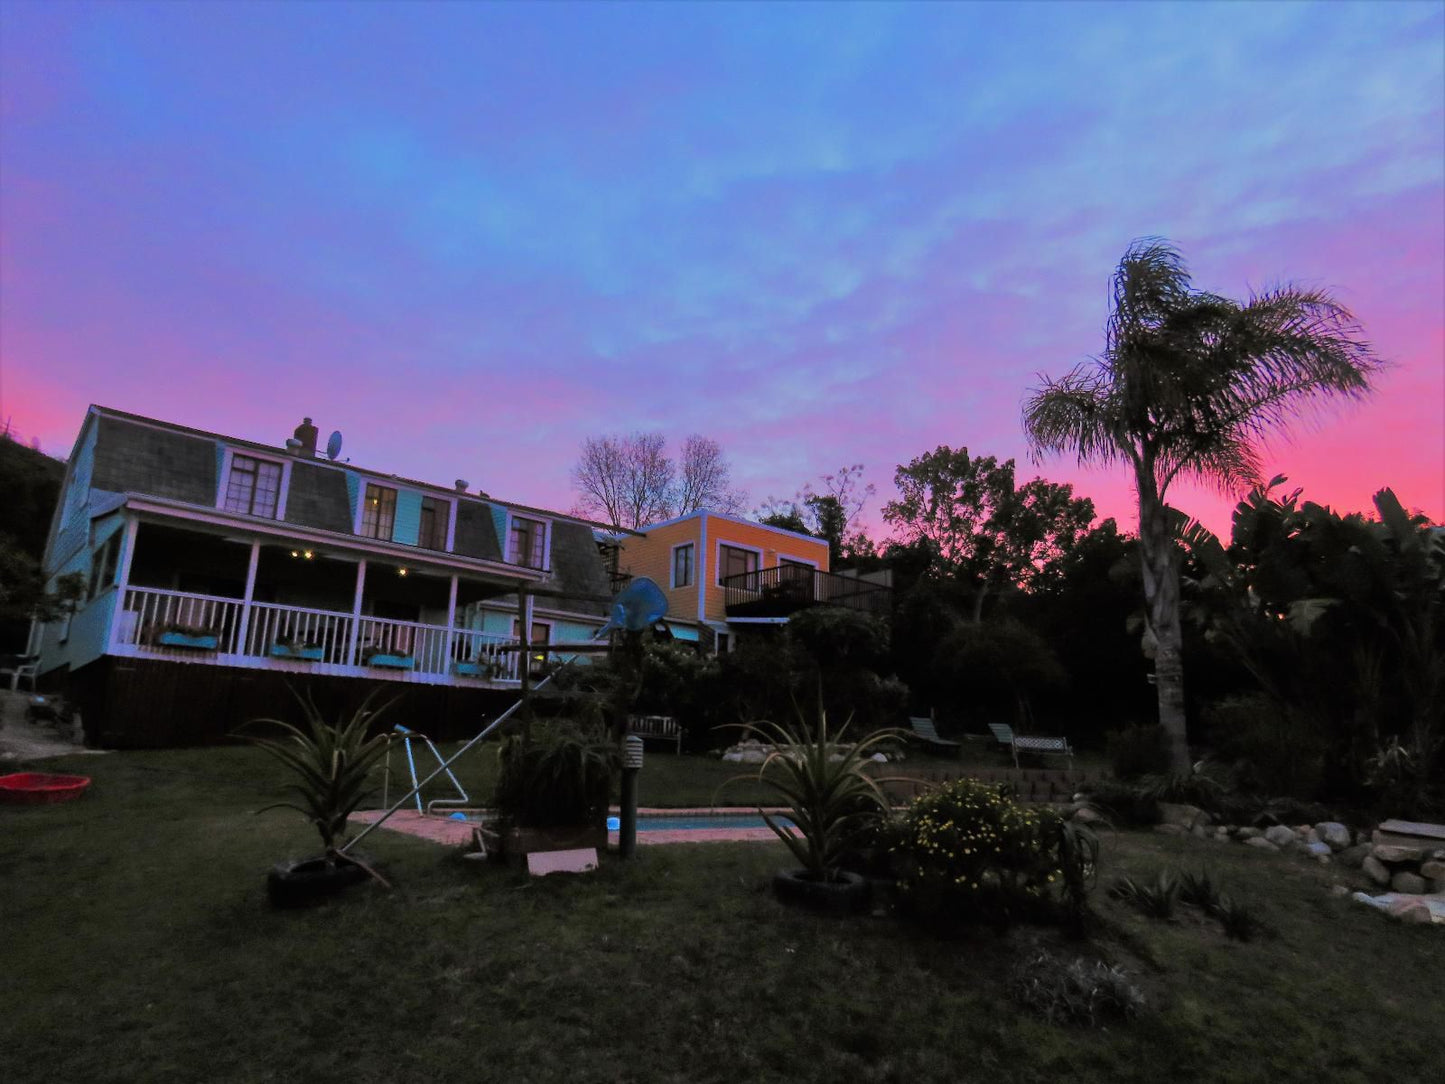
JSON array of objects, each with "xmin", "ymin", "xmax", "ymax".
[{"xmin": 1136, "ymin": 475, "xmax": 1192, "ymax": 774}]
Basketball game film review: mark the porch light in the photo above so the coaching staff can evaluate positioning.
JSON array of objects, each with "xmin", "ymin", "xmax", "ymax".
[
  {"xmin": 398, "ymin": 567, "xmax": 408, "ymax": 577},
  {"xmin": 303, "ymin": 550, "xmax": 314, "ymax": 560}
]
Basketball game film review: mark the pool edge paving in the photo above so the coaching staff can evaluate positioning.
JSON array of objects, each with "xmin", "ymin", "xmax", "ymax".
[{"xmin": 349, "ymin": 807, "xmax": 792, "ymax": 847}]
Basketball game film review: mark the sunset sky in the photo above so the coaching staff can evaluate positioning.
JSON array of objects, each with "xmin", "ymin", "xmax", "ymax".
[{"xmin": 2, "ymin": 0, "xmax": 1441, "ymax": 538}]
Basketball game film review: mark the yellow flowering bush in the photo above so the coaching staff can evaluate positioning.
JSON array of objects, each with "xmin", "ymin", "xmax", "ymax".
[{"xmin": 892, "ymin": 779, "xmax": 1073, "ymax": 930}]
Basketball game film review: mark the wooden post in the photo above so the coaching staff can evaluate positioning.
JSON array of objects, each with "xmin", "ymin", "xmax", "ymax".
[
  {"xmin": 104, "ymin": 517, "xmax": 141, "ymax": 652},
  {"xmin": 234, "ymin": 540, "xmax": 261, "ymax": 656},
  {"xmin": 519, "ymin": 586, "xmax": 534, "ymax": 742},
  {"xmin": 444, "ymin": 574, "xmax": 459, "ymax": 674},
  {"xmin": 347, "ymin": 560, "xmax": 366, "ymax": 665}
]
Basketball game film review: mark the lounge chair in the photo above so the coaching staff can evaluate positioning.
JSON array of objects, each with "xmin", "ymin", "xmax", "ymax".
[
  {"xmin": 987, "ymin": 723, "xmax": 1015, "ymax": 750},
  {"xmin": 908, "ymin": 716, "xmax": 961, "ymax": 756},
  {"xmin": 0, "ymin": 656, "xmax": 38, "ymax": 692}
]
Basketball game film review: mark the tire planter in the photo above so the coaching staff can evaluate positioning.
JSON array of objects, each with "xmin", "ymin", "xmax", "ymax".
[
  {"xmin": 266, "ymin": 855, "xmax": 374, "ymax": 909},
  {"xmin": 772, "ymin": 868, "xmax": 872, "ymax": 915}
]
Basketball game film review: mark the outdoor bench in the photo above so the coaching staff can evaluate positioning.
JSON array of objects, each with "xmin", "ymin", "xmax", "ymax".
[{"xmin": 627, "ymin": 714, "xmax": 682, "ymax": 753}]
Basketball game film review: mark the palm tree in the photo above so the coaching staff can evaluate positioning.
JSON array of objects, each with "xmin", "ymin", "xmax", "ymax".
[{"xmin": 1023, "ymin": 238, "xmax": 1382, "ymax": 772}]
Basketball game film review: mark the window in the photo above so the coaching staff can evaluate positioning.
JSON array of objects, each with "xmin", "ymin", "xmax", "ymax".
[
  {"xmin": 509, "ymin": 516, "xmax": 546, "ymax": 569},
  {"xmin": 717, "ymin": 543, "xmax": 759, "ymax": 584},
  {"xmin": 418, "ymin": 497, "xmax": 450, "ymax": 550},
  {"xmin": 671, "ymin": 543, "xmax": 694, "ymax": 589},
  {"xmin": 89, "ymin": 534, "xmax": 121, "ymax": 600},
  {"xmin": 512, "ymin": 618, "xmax": 551, "ymax": 678},
  {"xmin": 223, "ymin": 455, "xmax": 283, "ymax": 518},
  {"xmin": 360, "ymin": 484, "xmax": 397, "ymax": 540}
]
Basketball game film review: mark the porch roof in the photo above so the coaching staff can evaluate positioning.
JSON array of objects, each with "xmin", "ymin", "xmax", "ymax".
[{"xmin": 120, "ymin": 493, "xmax": 548, "ymax": 585}]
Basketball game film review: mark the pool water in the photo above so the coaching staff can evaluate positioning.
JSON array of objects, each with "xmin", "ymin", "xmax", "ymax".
[{"xmin": 604, "ymin": 813, "xmax": 794, "ymax": 832}]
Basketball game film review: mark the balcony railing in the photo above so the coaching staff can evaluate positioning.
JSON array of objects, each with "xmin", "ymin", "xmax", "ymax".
[
  {"xmin": 721, "ymin": 565, "xmax": 891, "ymax": 619},
  {"xmin": 115, "ymin": 587, "xmax": 522, "ymax": 684}
]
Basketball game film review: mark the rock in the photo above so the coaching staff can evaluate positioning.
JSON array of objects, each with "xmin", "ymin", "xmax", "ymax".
[
  {"xmin": 721, "ymin": 752, "xmax": 744, "ymax": 763},
  {"xmin": 1393, "ymin": 901, "xmax": 1435, "ymax": 925},
  {"xmin": 1191, "ymin": 824, "xmax": 1210, "ymax": 839},
  {"xmin": 1299, "ymin": 826, "xmax": 1321, "ymax": 845},
  {"xmin": 1244, "ymin": 836, "xmax": 1279, "ymax": 852},
  {"xmin": 1153, "ymin": 823, "xmax": 1187, "ymax": 836},
  {"xmin": 1362, "ymin": 855, "xmax": 1392, "ymax": 886},
  {"xmin": 1391, "ymin": 871, "xmax": 1429, "ymax": 895},
  {"xmin": 1338, "ymin": 843, "xmax": 1371, "ymax": 869},
  {"xmin": 1301, "ymin": 841, "xmax": 1332, "ymax": 859},
  {"xmin": 1235, "ymin": 827, "xmax": 1261, "ymax": 840},
  {"xmin": 870, "ymin": 753, "xmax": 888, "ymax": 763},
  {"xmin": 1372, "ymin": 843, "xmax": 1426, "ymax": 864},
  {"xmin": 1264, "ymin": 825, "xmax": 1297, "ymax": 848},
  {"xmin": 1073, "ymin": 807, "xmax": 1105, "ymax": 825},
  {"xmin": 1329, "ymin": 884, "xmax": 1351, "ymax": 898},
  {"xmin": 1316, "ymin": 822, "xmax": 1351, "ymax": 850},
  {"xmin": 1420, "ymin": 860, "xmax": 1445, "ymax": 882},
  {"xmin": 738, "ymin": 749, "xmax": 768, "ymax": 765},
  {"xmin": 1158, "ymin": 802, "xmax": 1207, "ymax": 829}
]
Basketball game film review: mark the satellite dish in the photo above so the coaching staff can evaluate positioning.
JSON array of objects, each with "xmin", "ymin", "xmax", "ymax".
[
  {"xmin": 326, "ymin": 431, "xmax": 343, "ymax": 461},
  {"xmin": 608, "ymin": 577, "xmax": 668, "ymax": 632}
]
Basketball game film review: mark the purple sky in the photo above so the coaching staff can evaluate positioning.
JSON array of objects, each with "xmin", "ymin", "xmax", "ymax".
[{"xmin": 2, "ymin": 1, "xmax": 1441, "ymax": 538}]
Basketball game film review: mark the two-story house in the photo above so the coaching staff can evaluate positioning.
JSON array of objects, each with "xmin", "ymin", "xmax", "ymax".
[
  {"xmin": 30, "ymin": 407, "xmax": 615, "ymax": 747},
  {"xmin": 614, "ymin": 510, "xmax": 890, "ymax": 653}
]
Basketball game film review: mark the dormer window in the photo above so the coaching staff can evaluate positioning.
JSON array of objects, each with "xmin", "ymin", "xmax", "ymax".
[
  {"xmin": 223, "ymin": 455, "xmax": 283, "ymax": 518},
  {"xmin": 360, "ymin": 484, "xmax": 397, "ymax": 540},
  {"xmin": 418, "ymin": 496, "xmax": 450, "ymax": 550},
  {"xmin": 509, "ymin": 516, "xmax": 546, "ymax": 569}
]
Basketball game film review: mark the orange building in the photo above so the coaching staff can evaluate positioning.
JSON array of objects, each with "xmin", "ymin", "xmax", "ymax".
[{"xmin": 617, "ymin": 510, "xmax": 889, "ymax": 653}]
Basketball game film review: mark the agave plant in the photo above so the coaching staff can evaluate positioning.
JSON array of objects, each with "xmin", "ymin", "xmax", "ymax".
[
  {"xmin": 739, "ymin": 696, "xmax": 905, "ymax": 883},
  {"xmin": 244, "ymin": 686, "xmax": 397, "ymax": 859}
]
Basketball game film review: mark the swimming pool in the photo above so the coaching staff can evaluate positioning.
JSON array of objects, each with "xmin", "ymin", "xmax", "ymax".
[{"xmin": 628, "ymin": 813, "xmax": 793, "ymax": 832}]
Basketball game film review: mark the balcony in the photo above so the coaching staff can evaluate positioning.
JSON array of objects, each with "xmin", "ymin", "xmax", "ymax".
[
  {"xmin": 721, "ymin": 565, "xmax": 892, "ymax": 620},
  {"xmin": 113, "ymin": 586, "xmax": 526, "ymax": 686}
]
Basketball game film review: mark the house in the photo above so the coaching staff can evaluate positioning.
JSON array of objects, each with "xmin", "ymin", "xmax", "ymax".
[
  {"xmin": 29, "ymin": 407, "xmax": 615, "ymax": 747},
  {"xmin": 612, "ymin": 510, "xmax": 891, "ymax": 653}
]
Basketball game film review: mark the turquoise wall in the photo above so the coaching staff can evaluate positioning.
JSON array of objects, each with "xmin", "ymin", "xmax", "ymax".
[
  {"xmin": 489, "ymin": 504, "xmax": 508, "ymax": 554},
  {"xmin": 392, "ymin": 490, "xmax": 421, "ymax": 546},
  {"xmin": 36, "ymin": 524, "xmax": 120, "ymax": 675},
  {"xmin": 345, "ymin": 472, "xmax": 361, "ymax": 527}
]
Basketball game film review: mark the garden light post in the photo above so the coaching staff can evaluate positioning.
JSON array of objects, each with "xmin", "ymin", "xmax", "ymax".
[{"xmin": 620, "ymin": 735, "xmax": 644, "ymax": 858}]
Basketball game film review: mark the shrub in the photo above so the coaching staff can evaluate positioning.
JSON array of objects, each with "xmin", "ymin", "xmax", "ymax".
[
  {"xmin": 1177, "ymin": 868, "xmax": 1222, "ymax": 912},
  {"xmin": 892, "ymin": 779, "xmax": 1077, "ymax": 931},
  {"xmin": 1009, "ymin": 949, "xmax": 1146, "ymax": 1027},
  {"xmin": 1109, "ymin": 872, "xmax": 1178, "ymax": 919},
  {"xmin": 1106, "ymin": 723, "xmax": 1171, "ymax": 780},
  {"xmin": 1211, "ymin": 895, "xmax": 1267, "ymax": 942},
  {"xmin": 493, "ymin": 721, "xmax": 618, "ymax": 829},
  {"xmin": 1080, "ymin": 780, "xmax": 1161, "ymax": 827},
  {"xmin": 734, "ymin": 696, "xmax": 904, "ymax": 882}
]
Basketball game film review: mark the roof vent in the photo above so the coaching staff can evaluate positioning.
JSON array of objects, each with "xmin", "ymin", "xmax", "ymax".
[
  {"xmin": 455, "ymin": 479, "xmax": 469, "ymax": 493},
  {"xmin": 284, "ymin": 438, "xmax": 303, "ymax": 455}
]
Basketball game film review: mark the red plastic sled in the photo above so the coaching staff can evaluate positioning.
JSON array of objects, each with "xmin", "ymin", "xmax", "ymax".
[{"xmin": 0, "ymin": 772, "xmax": 91, "ymax": 804}]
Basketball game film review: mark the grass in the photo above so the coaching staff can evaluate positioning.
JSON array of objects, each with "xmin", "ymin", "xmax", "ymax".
[{"xmin": 2, "ymin": 744, "xmax": 1441, "ymax": 1084}]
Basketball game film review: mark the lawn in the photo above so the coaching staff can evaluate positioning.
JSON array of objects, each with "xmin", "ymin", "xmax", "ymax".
[{"xmin": 2, "ymin": 744, "xmax": 1440, "ymax": 1084}]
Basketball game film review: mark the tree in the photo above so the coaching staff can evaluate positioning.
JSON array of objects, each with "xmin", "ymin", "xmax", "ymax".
[
  {"xmin": 756, "ymin": 464, "xmax": 877, "ymax": 563},
  {"xmin": 673, "ymin": 435, "xmax": 746, "ymax": 518},
  {"xmin": 882, "ymin": 445, "xmax": 1096, "ymax": 623},
  {"xmin": 572, "ymin": 432, "xmax": 745, "ymax": 529},
  {"xmin": 1023, "ymin": 237, "xmax": 1381, "ymax": 772}
]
